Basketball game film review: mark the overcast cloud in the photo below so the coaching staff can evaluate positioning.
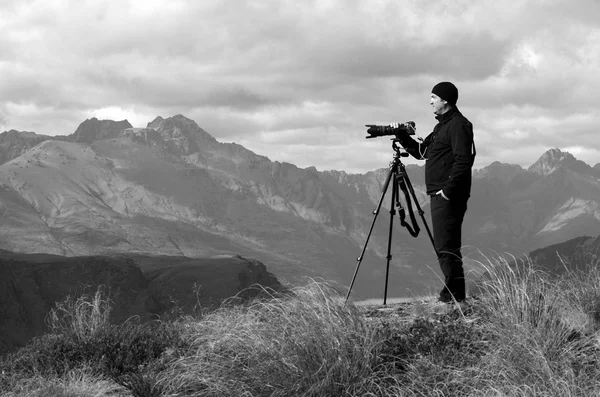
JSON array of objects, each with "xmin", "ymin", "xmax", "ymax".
[{"xmin": 1, "ymin": 0, "xmax": 599, "ymax": 173}]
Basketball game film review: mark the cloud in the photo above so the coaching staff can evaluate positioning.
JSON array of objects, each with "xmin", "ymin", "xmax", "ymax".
[
  {"xmin": 1, "ymin": 0, "xmax": 599, "ymax": 172},
  {"xmin": 0, "ymin": 112, "xmax": 9, "ymax": 131}
]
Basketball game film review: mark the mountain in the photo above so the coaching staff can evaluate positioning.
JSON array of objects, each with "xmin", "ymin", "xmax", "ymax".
[
  {"xmin": 468, "ymin": 148, "xmax": 600, "ymax": 253},
  {"xmin": 528, "ymin": 147, "xmax": 599, "ymax": 177},
  {"xmin": 0, "ymin": 117, "xmax": 599, "ymax": 302},
  {"xmin": 0, "ymin": 251, "xmax": 282, "ymax": 354},
  {"xmin": 0, "ymin": 130, "xmax": 52, "ymax": 165}
]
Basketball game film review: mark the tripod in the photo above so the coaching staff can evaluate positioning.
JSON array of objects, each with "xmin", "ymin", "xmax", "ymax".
[{"xmin": 345, "ymin": 139, "xmax": 437, "ymax": 305}]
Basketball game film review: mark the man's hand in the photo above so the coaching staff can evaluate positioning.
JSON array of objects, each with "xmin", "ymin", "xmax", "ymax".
[
  {"xmin": 388, "ymin": 122, "xmax": 411, "ymax": 141},
  {"xmin": 436, "ymin": 189, "xmax": 449, "ymax": 200}
]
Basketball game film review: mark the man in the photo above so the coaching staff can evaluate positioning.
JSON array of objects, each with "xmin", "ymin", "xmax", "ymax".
[{"xmin": 395, "ymin": 81, "xmax": 475, "ymax": 302}]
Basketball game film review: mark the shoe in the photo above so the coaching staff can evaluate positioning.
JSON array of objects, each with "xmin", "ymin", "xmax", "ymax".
[
  {"xmin": 438, "ymin": 296, "xmax": 452, "ymax": 303},
  {"xmin": 438, "ymin": 295, "xmax": 464, "ymax": 304}
]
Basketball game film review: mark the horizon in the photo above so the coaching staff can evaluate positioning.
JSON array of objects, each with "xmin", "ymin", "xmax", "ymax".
[
  {"xmin": 1, "ymin": 113, "xmax": 595, "ymax": 174},
  {"xmin": 1, "ymin": 0, "xmax": 599, "ymax": 173}
]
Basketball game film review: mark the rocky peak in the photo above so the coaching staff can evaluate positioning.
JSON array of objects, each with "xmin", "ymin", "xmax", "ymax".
[
  {"xmin": 69, "ymin": 118, "xmax": 133, "ymax": 143},
  {"xmin": 528, "ymin": 148, "xmax": 595, "ymax": 176},
  {"xmin": 145, "ymin": 114, "xmax": 217, "ymax": 155},
  {"xmin": 147, "ymin": 116, "xmax": 165, "ymax": 130}
]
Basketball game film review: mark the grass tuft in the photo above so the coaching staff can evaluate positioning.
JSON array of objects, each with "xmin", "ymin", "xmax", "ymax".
[{"xmin": 46, "ymin": 286, "xmax": 113, "ymax": 342}]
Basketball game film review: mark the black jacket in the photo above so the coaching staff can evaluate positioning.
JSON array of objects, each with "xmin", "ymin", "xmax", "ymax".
[{"xmin": 400, "ymin": 107, "xmax": 475, "ymax": 202}]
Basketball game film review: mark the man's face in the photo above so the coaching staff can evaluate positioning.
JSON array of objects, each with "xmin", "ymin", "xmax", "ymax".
[{"xmin": 430, "ymin": 93, "xmax": 446, "ymax": 116}]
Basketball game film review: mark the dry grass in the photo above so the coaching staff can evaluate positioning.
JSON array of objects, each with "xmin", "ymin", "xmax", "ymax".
[
  {"xmin": 3, "ymin": 253, "xmax": 600, "ymax": 396},
  {"xmin": 159, "ymin": 281, "xmax": 382, "ymax": 396},
  {"xmin": 469, "ymin": 254, "xmax": 600, "ymax": 396}
]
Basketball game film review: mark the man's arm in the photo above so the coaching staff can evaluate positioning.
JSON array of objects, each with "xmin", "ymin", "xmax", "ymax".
[
  {"xmin": 398, "ymin": 134, "xmax": 432, "ymax": 161},
  {"xmin": 443, "ymin": 119, "xmax": 475, "ymax": 199}
]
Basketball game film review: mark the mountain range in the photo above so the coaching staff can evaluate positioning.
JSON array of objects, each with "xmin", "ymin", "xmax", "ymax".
[{"xmin": 1, "ymin": 115, "xmax": 599, "ymax": 302}]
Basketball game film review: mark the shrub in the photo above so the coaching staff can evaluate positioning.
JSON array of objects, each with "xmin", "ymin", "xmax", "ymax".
[
  {"xmin": 4, "ymin": 320, "xmax": 188, "ymax": 378},
  {"xmin": 1, "ymin": 367, "xmax": 125, "ymax": 397},
  {"xmin": 1, "ymin": 286, "xmax": 191, "ymax": 397}
]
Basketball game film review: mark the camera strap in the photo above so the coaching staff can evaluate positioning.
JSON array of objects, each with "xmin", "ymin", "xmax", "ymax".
[{"xmin": 397, "ymin": 177, "xmax": 420, "ymax": 237}]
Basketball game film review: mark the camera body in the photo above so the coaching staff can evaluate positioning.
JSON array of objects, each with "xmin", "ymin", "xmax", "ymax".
[{"xmin": 365, "ymin": 121, "xmax": 415, "ymax": 139}]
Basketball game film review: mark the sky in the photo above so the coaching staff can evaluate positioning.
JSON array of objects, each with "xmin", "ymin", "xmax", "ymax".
[{"xmin": 1, "ymin": 0, "xmax": 599, "ymax": 174}]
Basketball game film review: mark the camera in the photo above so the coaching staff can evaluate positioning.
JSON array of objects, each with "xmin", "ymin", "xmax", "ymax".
[{"xmin": 365, "ymin": 121, "xmax": 416, "ymax": 139}]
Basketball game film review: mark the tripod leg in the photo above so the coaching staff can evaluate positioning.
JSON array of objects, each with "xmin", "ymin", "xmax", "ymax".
[
  {"xmin": 383, "ymin": 173, "xmax": 398, "ymax": 306},
  {"xmin": 345, "ymin": 166, "xmax": 394, "ymax": 303}
]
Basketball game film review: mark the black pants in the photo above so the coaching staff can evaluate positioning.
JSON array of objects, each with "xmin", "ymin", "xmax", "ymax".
[{"xmin": 430, "ymin": 195, "xmax": 467, "ymax": 301}]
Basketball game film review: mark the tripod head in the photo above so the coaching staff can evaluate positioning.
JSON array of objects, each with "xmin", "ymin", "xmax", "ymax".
[{"xmin": 392, "ymin": 139, "xmax": 410, "ymax": 157}]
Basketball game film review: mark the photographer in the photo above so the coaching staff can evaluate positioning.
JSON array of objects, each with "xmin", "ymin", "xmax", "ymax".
[{"xmin": 394, "ymin": 82, "xmax": 475, "ymax": 303}]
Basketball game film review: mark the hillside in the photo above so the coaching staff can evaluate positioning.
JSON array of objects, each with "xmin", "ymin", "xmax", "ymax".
[
  {"xmin": 527, "ymin": 234, "xmax": 600, "ymax": 273},
  {"xmin": 0, "ymin": 250, "xmax": 282, "ymax": 354},
  {"xmin": 0, "ymin": 118, "xmax": 599, "ymax": 301}
]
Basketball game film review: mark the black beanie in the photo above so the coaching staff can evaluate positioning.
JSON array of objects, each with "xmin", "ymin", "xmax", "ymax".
[{"xmin": 432, "ymin": 82, "xmax": 458, "ymax": 106}]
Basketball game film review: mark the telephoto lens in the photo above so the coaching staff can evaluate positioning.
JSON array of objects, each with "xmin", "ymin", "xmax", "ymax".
[{"xmin": 365, "ymin": 121, "xmax": 415, "ymax": 139}]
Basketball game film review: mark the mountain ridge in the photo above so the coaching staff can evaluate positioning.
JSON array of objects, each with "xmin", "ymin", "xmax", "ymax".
[
  {"xmin": 2, "ymin": 122, "xmax": 596, "ymax": 179},
  {"xmin": 0, "ymin": 115, "xmax": 599, "ymax": 300}
]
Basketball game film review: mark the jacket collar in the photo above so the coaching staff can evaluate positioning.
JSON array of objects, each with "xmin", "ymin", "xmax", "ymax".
[{"xmin": 435, "ymin": 106, "xmax": 459, "ymax": 124}]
